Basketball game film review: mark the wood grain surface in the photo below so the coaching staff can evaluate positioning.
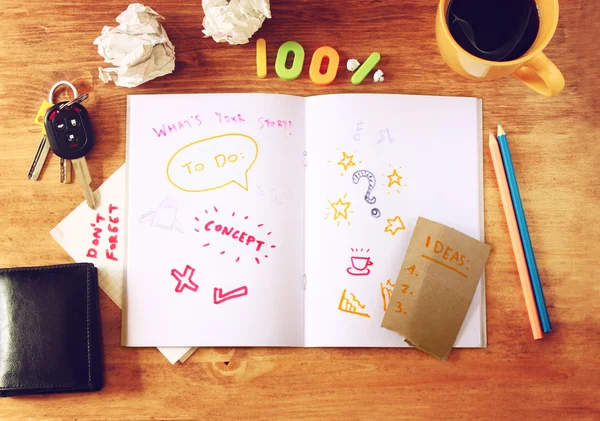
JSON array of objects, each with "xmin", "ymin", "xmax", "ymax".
[{"xmin": 1, "ymin": 1, "xmax": 598, "ymax": 420}]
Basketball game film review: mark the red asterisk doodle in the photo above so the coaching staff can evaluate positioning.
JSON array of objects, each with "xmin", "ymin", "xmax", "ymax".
[{"xmin": 170, "ymin": 265, "xmax": 199, "ymax": 293}]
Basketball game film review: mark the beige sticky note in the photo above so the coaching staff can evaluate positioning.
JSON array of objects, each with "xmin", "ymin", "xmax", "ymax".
[{"xmin": 381, "ymin": 217, "xmax": 491, "ymax": 361}]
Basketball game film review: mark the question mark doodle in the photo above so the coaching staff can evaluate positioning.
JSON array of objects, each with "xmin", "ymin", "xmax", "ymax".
[
  {"xmin": 352, "ymin": 170, "xmax": 376, "ymax": 204},
  {"xmin": 352, "ymin": 170, "xmax": 380, "ymax": 218}
]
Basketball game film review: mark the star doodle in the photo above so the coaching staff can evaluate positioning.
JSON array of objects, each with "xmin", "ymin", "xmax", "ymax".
[
  {"xmin": 171, "ymin": 265, "xmax": 199, "ymax": 293},
  {"xmin": 337, "ymin": 152, "xmax": 356, "ymax": 171},
  {"xmin": 384, "ymin": 216, "xmax": 406, "ymax": 236},
  {"xmin": 387, "ymin": 169, "xmax": 402, "ymax": 187},
  {"xmin": 331, "ymin": 198, "xmax": 351, "ymax": 220}
]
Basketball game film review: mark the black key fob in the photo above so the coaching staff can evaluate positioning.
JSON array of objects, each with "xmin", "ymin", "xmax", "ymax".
[{"xmin": 43, "ymin": 102, "xmax": 95, "ymax": 160}]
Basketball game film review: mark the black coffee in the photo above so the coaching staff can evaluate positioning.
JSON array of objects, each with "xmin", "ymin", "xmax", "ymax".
[{"xmin": 447, "ymin": 0, "xmax": 540, "ymax": 62}]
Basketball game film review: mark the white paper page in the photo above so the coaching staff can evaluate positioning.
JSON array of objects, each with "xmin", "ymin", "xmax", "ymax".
[
  {"xmin": 304, "ymin": 94, "xmax": 484, "ymax": 347},
  {"xmin": 50, "ymin": 165, "xmax": 196, "ymax": 363},
  {"xmin": 124, "ymin": 94, "xmax": 305, "ymax": 347}
]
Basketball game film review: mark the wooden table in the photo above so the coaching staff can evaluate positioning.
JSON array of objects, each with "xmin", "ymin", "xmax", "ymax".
[{"xmin": 1, "ymin": 1, "xmax": 598, "ymax": 419}]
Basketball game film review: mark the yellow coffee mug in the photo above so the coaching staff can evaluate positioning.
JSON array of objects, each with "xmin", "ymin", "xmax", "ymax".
[{"xmin": 436, "ymin": 0, "xmax": 565, "ymax": 96}]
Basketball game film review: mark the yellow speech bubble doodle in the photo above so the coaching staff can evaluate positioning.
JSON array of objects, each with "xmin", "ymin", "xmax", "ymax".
[{"xmin": 167, "ymin": 133, "xmax": 258, "ymax": 192}]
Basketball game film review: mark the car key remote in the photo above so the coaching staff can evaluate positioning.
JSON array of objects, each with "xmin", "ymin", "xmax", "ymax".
[
  {"xmin": 44, "ymin": 100, "xmax": 94, "ymax": 159},
  {"xmin": 44, "ymin": 101, "xmax": 97, "ymax": 209}
]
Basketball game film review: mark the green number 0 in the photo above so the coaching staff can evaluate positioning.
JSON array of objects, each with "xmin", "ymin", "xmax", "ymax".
[{"xmin": 275, "ymin": 41, "xmax": 305, "ymax": 81}]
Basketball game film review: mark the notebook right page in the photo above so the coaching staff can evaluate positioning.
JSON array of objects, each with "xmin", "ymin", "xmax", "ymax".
[{"xmin": 303, "ymin": 94, "xmax": 484, "ymax": 347}]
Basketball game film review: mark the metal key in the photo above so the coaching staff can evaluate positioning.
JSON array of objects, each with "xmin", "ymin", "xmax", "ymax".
[
  {"xmin": 59, "ymin": 158, "xmax": 72, "ymax": 183},
  {"xmin": 59, "ymin": 94, "xmax": 88, "ymax": 110},
  {"xmin": 27, "ymin": 134, "xmax": 50, "ymax": 181},
  {"xmin": 27, "ymin": 98, "xmax": 54, "ymax": 180},
  {"xmin": 72, "ymin": 158, "xmax": 96, "ymax": 209}
]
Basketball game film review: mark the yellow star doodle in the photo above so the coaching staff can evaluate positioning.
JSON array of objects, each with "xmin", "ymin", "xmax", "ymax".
[
  {"xmin": 331, "ymin": 198, "xmax": 351, "ymax": 220},
  {"xmin": 384, "ymin": 216, "xmax": 405, "ymax": 236},
  {"xmin": 387, "ymin": 169, "xmax": 402, "ymax": 187},
  {"xmin": 337, "ymin": 152, "xmax": 356, "ymax": 171}
]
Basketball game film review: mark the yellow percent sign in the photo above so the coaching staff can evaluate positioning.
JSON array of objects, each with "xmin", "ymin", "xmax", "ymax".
[{"xmin": 166, "ymin": 133, "xmax": 258, "ymax": 192}]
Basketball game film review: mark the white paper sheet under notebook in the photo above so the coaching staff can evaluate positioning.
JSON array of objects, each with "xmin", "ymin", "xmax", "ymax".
[
  {"xmin": 50, "ymin": 165, "xmax": 196, "ymax": 363},
  {"xmin": 124, "ymin": 93, "xmax": 484, "ymax": 348}
]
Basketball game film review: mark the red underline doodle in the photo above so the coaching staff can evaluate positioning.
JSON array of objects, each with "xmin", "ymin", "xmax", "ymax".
[
  {"xmin": 347, "ymin": 248, "xmax": 374, "ymax": 276},
  {"xmin": 170, "ymin": 264, "xmax": 199, "ymax": 293},
  {"xmin": 214, "ymin": 286, "xmax": 249, "ymax": 304},
  {"xmin": 195, "ymin": 207, "xmax": 276, "ymax": 264}
]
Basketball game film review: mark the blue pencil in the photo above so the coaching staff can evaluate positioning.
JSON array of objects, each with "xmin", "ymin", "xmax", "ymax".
[{"xmin": 497, "ymin": 124, "xmax": 551, "ymax": 332}]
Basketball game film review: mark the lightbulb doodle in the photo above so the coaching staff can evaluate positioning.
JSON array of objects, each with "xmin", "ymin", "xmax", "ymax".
[
  {"xmin": 324, "ymin": 194, "xmax": 353, "ymax": 226},
  {"xmin": 194, "ymin": 206, "xmax": 276, "ymax": 264}
]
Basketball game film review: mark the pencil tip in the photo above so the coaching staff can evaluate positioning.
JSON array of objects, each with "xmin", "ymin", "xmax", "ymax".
[
  {"xmin": 497, "ymin": 123, "xmax": 505, "ymax": 137},
  {"xmin": 489, "ymin": 132, "xmax": 496, "ymax": 142}
]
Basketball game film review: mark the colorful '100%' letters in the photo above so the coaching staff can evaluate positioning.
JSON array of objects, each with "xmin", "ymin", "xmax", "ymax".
[{"xmin": 256, "ymin": 39, "xmax": 379, "ymax": 86}]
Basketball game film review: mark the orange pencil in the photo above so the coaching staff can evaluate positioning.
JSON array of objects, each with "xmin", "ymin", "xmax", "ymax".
[{"xmin": 489, "ymin": 132, "xmax": 543, "ymax": 340}]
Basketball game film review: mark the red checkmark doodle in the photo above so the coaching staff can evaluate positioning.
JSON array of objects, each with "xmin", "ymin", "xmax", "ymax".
[
  {"xmin": 213, "ymin": 286, "xmax": 248, "ymax": 304},
  {"xmin": 171, "ymin": 265, "xmax": 199, "ymax": 293}
]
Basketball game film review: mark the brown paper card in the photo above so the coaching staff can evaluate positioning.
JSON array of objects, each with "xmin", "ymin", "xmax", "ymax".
[{"xmin": 381, "ymin": 217, "xmax": 491, "ymax": 361}]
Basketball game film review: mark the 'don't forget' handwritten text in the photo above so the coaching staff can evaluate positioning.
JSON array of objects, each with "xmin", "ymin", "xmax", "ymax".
[{"xmin": 86, "ymin": 204, "xmax": 120, "ymax": 262}]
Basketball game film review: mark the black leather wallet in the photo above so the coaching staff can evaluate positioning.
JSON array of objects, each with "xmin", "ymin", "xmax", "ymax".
[{"xmin": 0, "ymin": 263, "xmax": 103, "ymax": 396}]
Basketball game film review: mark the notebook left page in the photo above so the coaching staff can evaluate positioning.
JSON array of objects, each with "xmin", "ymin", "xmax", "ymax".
[{"xmin": 124, "ymin": 94, "xmax": 306, "ymax": 347}]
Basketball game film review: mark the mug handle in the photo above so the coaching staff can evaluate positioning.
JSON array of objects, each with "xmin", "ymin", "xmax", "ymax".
[{"xmin": 511, "ymin": 52, "xmax": 565, "ymax": 97}]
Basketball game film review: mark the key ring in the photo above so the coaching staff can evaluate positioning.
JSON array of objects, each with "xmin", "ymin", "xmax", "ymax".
[
  {"xmin": 48, "ymin": 80, "xmax": 78, "ymax": 103},
  {"xmin": 59, "ymin": 94, "xmax": 89, "ymax": 110}
]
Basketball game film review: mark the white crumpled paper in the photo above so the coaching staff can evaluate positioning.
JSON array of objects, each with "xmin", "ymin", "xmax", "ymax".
[
  {"xmin": 202, "ymin": 0, "xmax": 271, "ymax": 45},
  {"xmin": 93, "ymin": 3, "xmax": 175, "ymax": 88},
  {"xmin": 347, "ymin": 59, "xmax": 360, "ymax": 72}
]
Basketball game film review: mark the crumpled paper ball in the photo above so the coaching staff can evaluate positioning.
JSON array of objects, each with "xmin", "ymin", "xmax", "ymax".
[
  {"xmin": 347, "ymin": 59, "xmax": 360, "ymax": 72},
  {"xmin": 202, "ymin": 0, "xmax": 271, "ymax": 45},
  {"xmin": 93, "ymin": 3, "xmax": 175, "ymax": 88}
]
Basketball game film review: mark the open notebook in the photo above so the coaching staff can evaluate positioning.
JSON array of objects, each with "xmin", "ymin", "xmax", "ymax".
[{"xmin": 123, "ymin": 93, "xmax": 484, "ymax": 347}]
